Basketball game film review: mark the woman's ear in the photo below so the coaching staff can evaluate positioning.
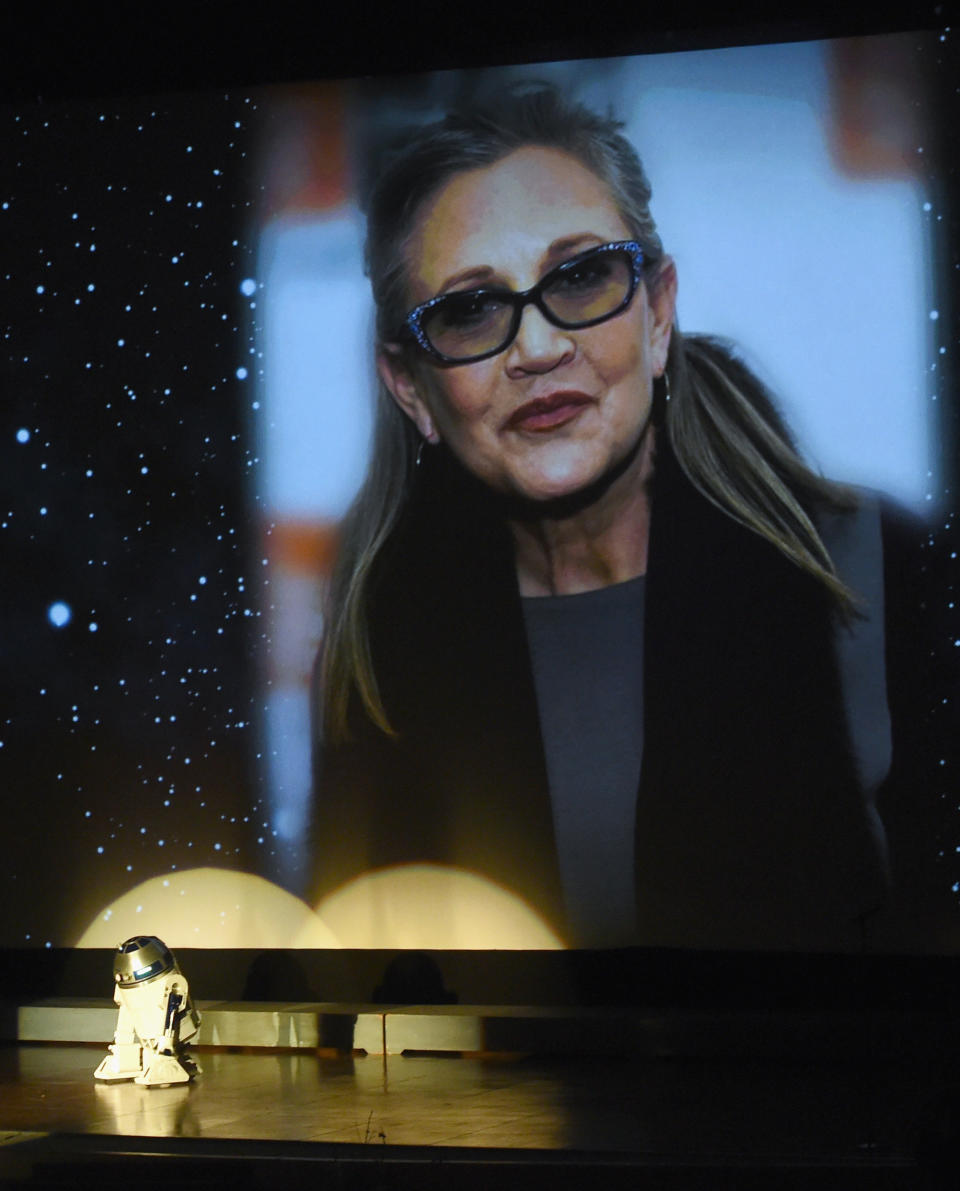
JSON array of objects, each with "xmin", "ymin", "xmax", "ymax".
[
  {"xmin": 377, "ymin": 345, "xmax": 440, "ymax": 443},
  {"xmin": 647, "ymin": 256, "xmax": 678, "ymax": 377}
]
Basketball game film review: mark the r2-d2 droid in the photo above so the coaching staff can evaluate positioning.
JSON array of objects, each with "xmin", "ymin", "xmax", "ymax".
[{"xmin": 94, "ymin": 935, "xmax": 201, "ymax": 1086}]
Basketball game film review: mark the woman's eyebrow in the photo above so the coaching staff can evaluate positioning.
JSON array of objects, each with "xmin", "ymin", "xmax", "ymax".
[
  {"xmin": 542, "ymin": 233, "xmax": 607, "ymax": 263},
  {"xmin": 434, "ymin": 233, "xmax": 608, "ymax": 295},
  {"xmin": 435, "ymin": 264, "xmax": 498, "ymax": 294}
]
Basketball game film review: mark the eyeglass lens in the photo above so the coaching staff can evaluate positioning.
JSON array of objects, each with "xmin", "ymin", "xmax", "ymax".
[{"xmin": 420, "ymin": 248, "xmax": 636, "ymax": 362}]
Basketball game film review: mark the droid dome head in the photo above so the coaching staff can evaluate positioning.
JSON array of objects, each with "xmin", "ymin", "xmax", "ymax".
[{"xmin": 113, "ymin": 935, "xmax": 176, "ymax": 987}]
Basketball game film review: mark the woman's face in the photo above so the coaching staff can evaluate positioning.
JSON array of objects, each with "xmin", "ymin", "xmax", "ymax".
[{"xmin": 379, "ymin": 146, "xmax": 676, "ymax": 505}]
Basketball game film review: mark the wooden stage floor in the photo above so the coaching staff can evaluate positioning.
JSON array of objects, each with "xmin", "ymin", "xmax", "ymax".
[{"xmin": 2, "ymin": 1042, "xmax": 958, "ymax": 1188}]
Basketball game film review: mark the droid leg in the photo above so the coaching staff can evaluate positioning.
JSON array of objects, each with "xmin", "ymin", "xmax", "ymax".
[
  {"xmin": 94, "ymin": 1003, "xmax": 143, "ymax": 1082},
  {"xmin": 134, "ymin": 988, "xmax": 199, "ymax": 1087}
]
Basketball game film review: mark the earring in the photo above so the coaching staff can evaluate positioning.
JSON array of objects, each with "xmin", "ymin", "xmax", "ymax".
[
  {"xmin": 415, "ymin": 438, "xmax": 428, "ymax": 468},
  {"xmin": 651, "ymin": 371, "xmax": 670, "ymax": 425}
]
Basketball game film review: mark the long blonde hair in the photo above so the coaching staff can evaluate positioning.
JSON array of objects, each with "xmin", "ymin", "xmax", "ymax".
[{"xmin": 319, "ymin": 86, "xmax": 857, "ymax": 743}]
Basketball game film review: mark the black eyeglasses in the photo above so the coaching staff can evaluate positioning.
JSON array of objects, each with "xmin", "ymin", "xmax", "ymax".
[{"xmin": 396, "ymin": 240, "xmax": 645, "ymax": 365}]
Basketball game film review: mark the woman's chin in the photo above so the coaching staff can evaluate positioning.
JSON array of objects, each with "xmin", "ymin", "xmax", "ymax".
[
  {"xmin": 504, "ymin": 464, "xmax": 610, "ymax": 510},
  {"xmin": 496, "ymin": 438, "xmax": 650, "ymax": 515}
]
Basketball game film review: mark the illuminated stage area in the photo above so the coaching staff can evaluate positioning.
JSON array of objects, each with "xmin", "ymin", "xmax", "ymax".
[{"xmin": 2, "ymin": 1014, "xmax": 959, "ymax": 1189}]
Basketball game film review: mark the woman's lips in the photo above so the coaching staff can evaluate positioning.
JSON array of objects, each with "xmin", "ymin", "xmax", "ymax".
[{"xmin": 504, "ymin": 392, "xmax": 594, "ymax": 432}]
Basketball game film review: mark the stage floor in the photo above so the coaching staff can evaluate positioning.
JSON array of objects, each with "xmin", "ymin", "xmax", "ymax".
[
  {"xmin": 0, "ymin": 1040, "xmax": 924, "ymax": 1152},
  {"xmin": 1, "ymin": 1042, "xmax": 955, "ymax": 1187}
]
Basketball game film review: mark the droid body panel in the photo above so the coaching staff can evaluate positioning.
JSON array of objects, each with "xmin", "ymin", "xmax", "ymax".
[{"xmin": 94, "ymin": 936, "xmax": 201, "ymax": 1087}]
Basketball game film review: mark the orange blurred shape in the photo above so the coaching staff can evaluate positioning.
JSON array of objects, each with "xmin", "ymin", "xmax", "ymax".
[
  {"xmin": 257, "ymin": 82, "xmax": 350, "ymax": 219},
  {"xmin": 263, "ymin": 518, "xmax": 340, "ymax": 576},
  {"xmin": 829, "ymin": 36, "xmax": 933, "ymax": 178}
]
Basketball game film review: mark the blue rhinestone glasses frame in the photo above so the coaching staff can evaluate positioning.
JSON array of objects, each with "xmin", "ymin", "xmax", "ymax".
[{"xmin": 396, "ymin": 240, "xmax": 645, "ymax": 365}]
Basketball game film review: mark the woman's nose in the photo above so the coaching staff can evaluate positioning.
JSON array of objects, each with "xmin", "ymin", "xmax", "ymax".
[{"xmin": 505, "ymin": 304, "xmax": 575, "ymax": 375}]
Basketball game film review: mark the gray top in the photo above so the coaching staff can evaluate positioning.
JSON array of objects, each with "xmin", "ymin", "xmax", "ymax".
[{"xmin": 522, "ymin": 575, "xmax": 645, "ymax": 948}]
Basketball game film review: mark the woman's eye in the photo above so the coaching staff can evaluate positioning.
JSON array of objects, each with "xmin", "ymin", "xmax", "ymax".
[
  {"xmin": 435, "ymin": 291, "xmax": 504, "ymax": 330},
  {"xmin": 551, "ymin": 257, "xmax": 613, "ymax": 292}
]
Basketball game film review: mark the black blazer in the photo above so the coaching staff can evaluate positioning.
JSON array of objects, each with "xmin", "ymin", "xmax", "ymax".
[{"xmin": 310, "ymin": 439, "xmax": 943, "ymax": 953}]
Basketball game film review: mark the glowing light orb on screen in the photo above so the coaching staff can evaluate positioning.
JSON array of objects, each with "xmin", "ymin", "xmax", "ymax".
[
  {"xmin": 74, "ymin": 867, "xmax": 341, "ymax": 949},
  {"xmin": 316, "ymin": 864, "xmax": 566, "ymax": 950},
  {"xmin": 47, "ymin": 602, "xmax": 72, "ymax": 628}
]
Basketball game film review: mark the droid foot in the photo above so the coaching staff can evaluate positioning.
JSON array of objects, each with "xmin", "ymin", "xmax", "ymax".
[
  {"xmin": 94, "ymin": 1043, "xmax": 143, "ymax": 1082},
  {"xmin": 136, "ymin": 1051, "xmax": 194, "ymax": 1087}
]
